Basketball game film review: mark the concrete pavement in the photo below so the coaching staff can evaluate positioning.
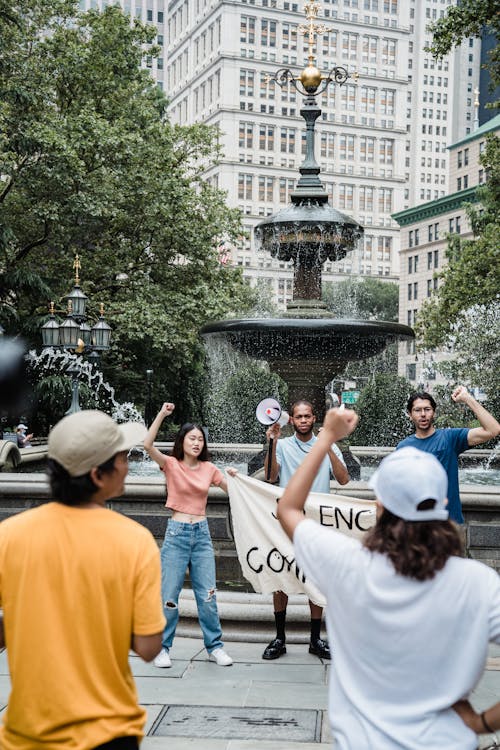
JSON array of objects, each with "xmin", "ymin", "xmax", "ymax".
[{"xmin": 1, "ymin": 637, "xmax": 497, "ymax": 748}]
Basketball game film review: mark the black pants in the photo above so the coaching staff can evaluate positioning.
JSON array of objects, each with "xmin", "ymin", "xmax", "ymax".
[{"xmin": 93, "ymin": 738, "xmax": 139, "ymax": 750}]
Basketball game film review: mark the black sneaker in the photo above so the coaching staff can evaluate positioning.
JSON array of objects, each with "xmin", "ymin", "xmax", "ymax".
[
  {"xmin": 309, "ymin": 637, "xmax": 331, "ymax": 659},
  {"xmin": 262, "ymin": 637, "xmax": 286, "ymax": 660}
]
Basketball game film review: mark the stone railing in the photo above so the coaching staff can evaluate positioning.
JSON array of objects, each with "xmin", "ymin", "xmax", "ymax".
[{"xmin": 0, "ymin": 473, "xmax": 498, "ymax": 577}]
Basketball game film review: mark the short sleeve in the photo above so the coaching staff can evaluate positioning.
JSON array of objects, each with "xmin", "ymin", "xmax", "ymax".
[
  {"xmin": 209, "ymin": 463, "xmax": 224, "ymax": 486},
  {"xmin": 132, "ymin": 531, "xmax": 166, "ymax": 636},
  {"xmin": 486, "ymin": 567, "xmax": 500, "ymax": 644},
  {"xmin": 294, "ymin": 518, "xmax": 360, "ymax": 594}
]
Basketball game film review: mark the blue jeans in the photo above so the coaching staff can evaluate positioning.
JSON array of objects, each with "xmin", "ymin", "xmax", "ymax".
[{"xmin": 160, "ymin": 519, "xmax": 223, "ymax": 653}]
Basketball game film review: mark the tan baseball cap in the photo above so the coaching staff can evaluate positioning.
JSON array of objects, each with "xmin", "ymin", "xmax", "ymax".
[{"xmin": 48, "ymin": 410, "xmax": 147, "ymax": 477}]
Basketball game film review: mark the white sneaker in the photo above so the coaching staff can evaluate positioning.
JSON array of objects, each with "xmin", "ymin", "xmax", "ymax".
[
  {"xmin": 209, "ymin": 647, "xmax": 233, "ymax": 666},
  {"xmin": 153, "ymin": 648, "xmax": 172, "ymax": 668}
]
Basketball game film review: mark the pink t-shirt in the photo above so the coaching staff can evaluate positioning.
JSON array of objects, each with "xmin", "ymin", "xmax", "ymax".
[{"xmin": 161, "ymin": 455, "xmax": 224, "ymax": 516}]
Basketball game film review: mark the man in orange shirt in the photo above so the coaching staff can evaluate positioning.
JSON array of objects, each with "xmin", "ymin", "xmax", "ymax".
[{"xmin": 0, "ymin": 410, "xmax": 165, "ymax": 750}]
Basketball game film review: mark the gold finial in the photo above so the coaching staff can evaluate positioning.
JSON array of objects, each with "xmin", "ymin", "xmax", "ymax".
[
  {"xmin": 99, "ymin": 302, "xmax": 105, "ymax": 316},
  {"xmin": 49, "ymin": 301, "xmax": 55, "ymax": 315},
  {"xmin": 299, "ymin": 1, "xmax": 327, "ymax": 67},
  {"xmin": 352, "ymin": 71, "xmax": 359, "ymax": 82},
  {"xmin": 73, "ymin": 254, "xmax": 81, "ymax": 285}
]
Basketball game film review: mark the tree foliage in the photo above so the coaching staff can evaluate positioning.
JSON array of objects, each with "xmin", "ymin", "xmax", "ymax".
[
  {"xmin": 0, "ymin": 1, "xmax": 256, "ymax": 428},
  {"xmin": 348, "ymin": 374, "xmax": 413, "ymax": 447},
  {"xmin": 322, "ymin": 277, "xmax": 399, "ymax": 321},
  {"xmin": 425, "ymin": 0, "xmax": 500, "ymax": 107},
  {"xmin": 417, "ymin": 134, "xmax": 500, "ymax": 348}
]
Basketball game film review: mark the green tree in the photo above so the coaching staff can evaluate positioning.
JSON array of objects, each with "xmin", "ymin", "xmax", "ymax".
[
  {"xmin": 417, "ymin": 135, "xmax": 500, "ymax": 349},
  {"xmin": 322, "ymin": 277, "xmax": 399, "ymax": 321},
  {"xmin": 0, "ymin": 2, "xmax": 256, "ymax": 427},
  {"xmin": 426, "ymin": 0, "xmax": 499, "ymax": 107},
  {"xmin": 349, "ymin": 374, "xmax": 413, "ymax": 447}
]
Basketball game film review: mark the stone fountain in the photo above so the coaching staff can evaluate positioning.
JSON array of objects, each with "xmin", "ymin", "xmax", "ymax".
[{"xmin": 201, "ymin": 3, "xmax": 413, "ymax": 417}]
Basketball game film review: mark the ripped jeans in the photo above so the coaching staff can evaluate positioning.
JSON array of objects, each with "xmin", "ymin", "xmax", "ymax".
[{"xmin": 160, "ymin": 518, "xmax": 224, "ymax": 654}]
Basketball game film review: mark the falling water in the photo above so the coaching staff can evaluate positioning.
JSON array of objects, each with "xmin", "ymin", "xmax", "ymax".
[{"xmin": 27, "ymin": 348, "xmax": 144, "ymax": 423}]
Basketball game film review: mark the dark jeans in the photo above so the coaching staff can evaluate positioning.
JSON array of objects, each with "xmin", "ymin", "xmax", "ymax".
[{"xmin": 93, "ymin": 738, "xmax": 139, "ymax": 750}]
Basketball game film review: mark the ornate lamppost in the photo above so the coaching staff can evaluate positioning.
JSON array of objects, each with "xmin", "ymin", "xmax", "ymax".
[{"xmin": 41, "ymin": 256, "xmax": 112, "ymax": 414}]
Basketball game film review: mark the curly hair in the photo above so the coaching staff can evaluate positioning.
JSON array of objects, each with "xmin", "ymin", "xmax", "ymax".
[
  {"xmin": 363, "ymin": 508, "xmax": 463, "ymax": 581},
  {"xmin": 172, "ymin": 423, "xmax": 210, "ymax": 461},
  {"xmin": 47, "ymin": 455, "xmax": 118, "ymax": 506}
]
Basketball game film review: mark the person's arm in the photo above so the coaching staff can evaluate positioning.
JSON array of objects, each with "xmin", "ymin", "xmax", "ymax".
[
  {"xmin": 453, "ymin": 699, "xmax": 500, "ymax": 735},
  {"xmin": 451, "ymin": 386, "xmax": 500, "ymax": 447},
  {"xmin": 132, "ymin": 632, "xmax": 163, "ymax": 662},
  {"xmin": 263, "ymin": 422, "xmax": 281, "ymax": 483},
  {"xmin": 0, "ymin": 613, "xmax": 4, "ymax": 649},
  {"xmin": 143, "ymin": 402, "xmax": 175, "ymax": 468},
  {"xmin": 327, "ymin": 445, "xmax": 349, "ymax": 485},
  {"xmin": 219, "ymin": 467, "xmax": 238, "ymax": 494},
  {"xmin": 277, "ymin": 408, "xmax": 359, "ymax": 540}
]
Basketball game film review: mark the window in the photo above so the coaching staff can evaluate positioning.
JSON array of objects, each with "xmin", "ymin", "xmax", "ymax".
[
  {"xmin": 360, "ymin": 136, "xmax": 375, "ymax": 162},
  {"xmin": 259, "ymin": 125, "xmax": 275, "ymax": 150},
  {"xmin": 409, "ymin": 230, "xmax": 413, "ymax": 249},
  {"xmin": 283, "ymin": 22, "xmax": 298, "ymax": 50},
  {"xmin": 320, "ymin": 132, "xmax": 335, "ymax": 158},
  {"xmin": 240, "ymin": 69, "xmax": 255, "ymax": 96},
  {"xmin": 280, "ymin": 127, "xmax": 296, "ymax": 153},
  {"xmin": 261, "ymin": 19, "xmax": 277, "ymax": 47},
  {"xmin": 240, "ymin": 15, "xmax": 256, "ymax": 43},
  {"xmin": 381, "ymin": 38, "xmax": 396, "ymax": 66},
  {"xmin": 457, "ymin": 150, "xmax": 462, "ymax": 168},
  {"xmin": 359, "ymin": 186, "xmax": 374, "ymax": 210},
  {"xmin": 380, "ymin": 88, "xmax": 395, "ymax": 114},
  {"xmin": 378, "ymin": 188, "xmax": 393, "ymax": 213},
  {"xmin": 157, "ymin": 11, "xmax": 164, "ymax": 22},
  {"xmin": 260, "ymin": 72, "xmax": 275, "ymax": 99},
  {"xmin": 464, "ymin": 148, "xmax": 469, "ymax": 166},
  {"xmin": 258, "ymin": 175, "xmax": 274, "ymax": 201},
  {"xmin": 379, "ymin": 138, "xmax": 393, "ymax": 164},
  {"xmin": 339, "ymin": 134, "xmax": 355, "ymax": 160},
  {"xmin": 239, "ymin": 122, "xmax": 254, "ymax": 149},
  {"xmin": 407, "ymin": 283, "xmax": 412, "ymax": 301},
  {"xmin": 361, "ymin": 86, "xmax": 376, "ymax": 113},
  {"xmin": 238, "ymin": 173, "xmax": 253, "ymax": 200},
  {"xmin": 339, "ymin": 183, "xmax": 354, "ymax": 210}
]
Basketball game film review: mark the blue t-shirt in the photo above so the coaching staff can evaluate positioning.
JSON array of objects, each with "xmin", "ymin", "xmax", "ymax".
[
  {"xmin": 276, "ymin": 434, "xmax": 345, "ymax": 493},
  {"xmin": 396, "ymin": 428, "xmax": 470, "ymax": 523}
]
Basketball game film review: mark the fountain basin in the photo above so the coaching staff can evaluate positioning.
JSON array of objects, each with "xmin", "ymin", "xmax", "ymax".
[{"xmin": 201, "ymin": 317, "xmax": 414, "ymax": 417}]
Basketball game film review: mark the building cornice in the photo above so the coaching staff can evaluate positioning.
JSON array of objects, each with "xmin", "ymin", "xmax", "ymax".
[{"xmin": 392, "ymin": 186, "xmax": 479, "ymax": 226}]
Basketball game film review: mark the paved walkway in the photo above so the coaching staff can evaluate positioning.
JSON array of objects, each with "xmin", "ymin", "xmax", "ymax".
[{"xmin": 2, "ymin": 638, "xmax": 497, "ymax": 749}]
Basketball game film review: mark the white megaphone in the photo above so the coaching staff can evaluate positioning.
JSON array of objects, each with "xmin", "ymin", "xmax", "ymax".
[{"xmin": 256, "ymin": 398, "xmax": 290, "ymax": 427}]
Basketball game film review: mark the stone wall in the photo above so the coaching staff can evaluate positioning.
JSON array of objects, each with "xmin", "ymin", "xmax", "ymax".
[{"xmin": 0, "ymin": 474, "xmax": 498, "ymax": 580}]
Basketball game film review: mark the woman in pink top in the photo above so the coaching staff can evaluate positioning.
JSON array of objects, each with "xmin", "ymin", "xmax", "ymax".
[{"xmin": 144, "ymin": 402, "xmax": 235, "ymax": 669}]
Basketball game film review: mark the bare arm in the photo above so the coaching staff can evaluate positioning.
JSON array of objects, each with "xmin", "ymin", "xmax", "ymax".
[
  {"xmin": 452, "ymin": 386, "xmax": 500, "ymax": 447},
  {"xmin": 453, "ymin": 699, "xmax": 500, "ymax": 735},
  {"xmin": 277, "ymin": 408, "xmax": 359, "ymax": 540},
  {"xmin": 263, "ymin": 422, "xmax": 282, "ymax": 483},
  {"xmin": 132, "ymin": 632, "xmax": 163, "ymax": 662},
  {"xmin": 143, "ymin": 402, "xmax": 175, "ymax": 468},
  {"xmin": 0, "ymin": 614, "xmax": 4, "ymax": 649},
  {"xmin": 328, "ymin": 445, "xmax": 349, "ymax": 485}
]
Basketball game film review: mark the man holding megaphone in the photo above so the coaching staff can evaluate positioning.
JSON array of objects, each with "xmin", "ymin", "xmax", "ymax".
[{"xmin": 262, "ymin": 399, "xmax": 349, "ymax": 661}]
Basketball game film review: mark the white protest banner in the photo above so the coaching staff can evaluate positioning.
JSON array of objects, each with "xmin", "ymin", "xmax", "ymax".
[{"xmin": 226, "ymin": 473, "xmax": 376, "ymax": 606}]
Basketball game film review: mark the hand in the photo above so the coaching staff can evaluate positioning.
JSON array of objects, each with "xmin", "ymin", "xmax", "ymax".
[
  {"xmin": 26, "ymin": 433, "xmax": 33, "ymax": 441},
  {"xmin": 226, "ymin": 467, "xmax": 238, "ymax": 477},
  {"xmin": 266, "ymin": 423, "xmax": 281, "ymax": 442},
  {"xmin": 452, "ymin": 700, "xmax": 483, "ymax": 734},
  {"xmin": 451, "ymin": 385, "xmax": 470, "ymax": 404},
  {"xmin": 160, "ymin": 402, "xmax": 175, "ymax": 417},
  {"xmin": 322, "ymin": 407, "xmax": 358, "ymax": 441}
]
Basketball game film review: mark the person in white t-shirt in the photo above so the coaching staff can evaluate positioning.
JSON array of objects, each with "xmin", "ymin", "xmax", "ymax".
[{"xmin": 276, "ymin": 407, "xmax": 500, "ymax": 750}]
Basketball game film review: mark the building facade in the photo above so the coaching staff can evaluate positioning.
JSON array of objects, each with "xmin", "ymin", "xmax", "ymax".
[{"xmin": 393, "ymin": 113, "xmax": 500, "ymax": 388}]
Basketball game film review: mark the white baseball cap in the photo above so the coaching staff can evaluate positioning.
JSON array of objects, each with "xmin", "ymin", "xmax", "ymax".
[
  {"xmin": 48, "ymin": 410, "xmax": 146, "ymax": 477},
  {"xmin": 368, "ymin": 447, "xmax": 449, "ymax": 522}
]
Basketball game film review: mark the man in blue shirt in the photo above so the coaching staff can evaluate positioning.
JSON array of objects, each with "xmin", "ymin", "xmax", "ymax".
[
  {"xmin": 262, "ymin": 399, "xmax": 349, "ymax": 660},
  {"xmin": 396, "ymin": 386, "xmax": 500, "ymax": 524}
]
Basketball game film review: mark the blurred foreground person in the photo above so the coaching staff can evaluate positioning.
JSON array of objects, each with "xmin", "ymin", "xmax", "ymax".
[
  {"xmin": 0, "ymin": 410, "xmax": 165, "ymax": 750},
  {"xmin": 277, "ymin": 407, "xmax": 500, "ymax": 750}
]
